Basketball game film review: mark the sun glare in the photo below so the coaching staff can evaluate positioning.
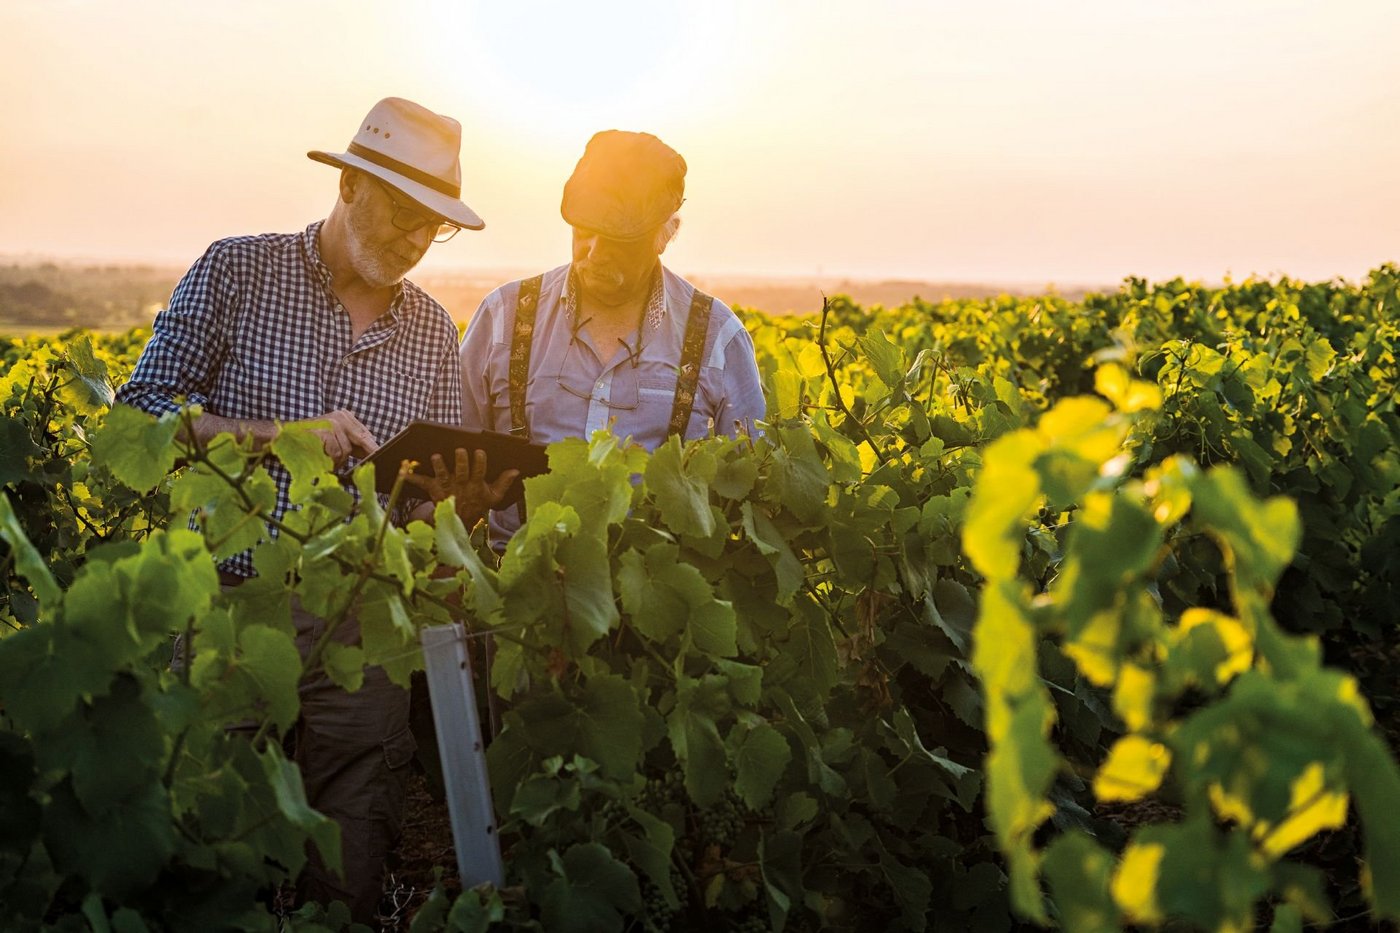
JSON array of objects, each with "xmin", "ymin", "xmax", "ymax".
[{"xmin": 422, "ymin": 1, "xmax": 743, "ymax": 140}]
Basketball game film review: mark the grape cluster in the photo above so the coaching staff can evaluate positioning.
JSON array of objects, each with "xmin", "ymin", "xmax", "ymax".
[
  {"xmin": 729, "ymin": 909, "xmax": 772, "ymax": 933},
  {"xmin": 598, "ymin": 797, "xmax": 626, "ymax": 826},
  {"xmin": 639, "ymin": 864, "xmax": 688, "ymax": 933},
  {"xmin": 637, "ymin": 768, "xmax": 686, "ymax": 813},
  {"xmin": 695, "ymin": 790, "xmax": 745, "ymax": 849}
]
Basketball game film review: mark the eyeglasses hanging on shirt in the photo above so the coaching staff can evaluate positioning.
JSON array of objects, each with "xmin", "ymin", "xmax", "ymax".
[{"xmin": 552, "ymin": 320, "xmax": 644, "ymax": 410}]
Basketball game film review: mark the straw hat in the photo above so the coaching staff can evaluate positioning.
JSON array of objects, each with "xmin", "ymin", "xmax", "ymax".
[{"xmin": 309, "ymin": 97, "xmax": 484, "ymax": 230}]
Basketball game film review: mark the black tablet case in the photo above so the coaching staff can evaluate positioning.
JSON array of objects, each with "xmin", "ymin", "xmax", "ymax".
[{"xmin": 365, "ymin": 421, "xmax": 548, "ymax": 507}]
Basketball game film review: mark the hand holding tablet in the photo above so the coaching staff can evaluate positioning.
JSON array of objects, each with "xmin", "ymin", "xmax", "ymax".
[{"xmin": 364, "ymin": 422, "xmax": 550, "ymax": 509}]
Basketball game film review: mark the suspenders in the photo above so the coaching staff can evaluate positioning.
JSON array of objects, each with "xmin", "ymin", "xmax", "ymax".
[
  {"xmin": 507, "ymin": 275, "xmax": 543, "ymax": 437},
  {"xmin": 507, "ymin": 273, "xmax": 714, "ymax": 441}
]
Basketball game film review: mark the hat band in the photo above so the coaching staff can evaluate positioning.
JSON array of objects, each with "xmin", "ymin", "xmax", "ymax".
[{"xmin": 348, "ymin": 141, "xmax": 461, "ymax": 199}]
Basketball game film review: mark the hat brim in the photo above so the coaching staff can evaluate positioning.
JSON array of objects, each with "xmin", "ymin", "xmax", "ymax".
[{"xmin": 308, "ymin": 150, "xmax": 485, "ymax": 231}]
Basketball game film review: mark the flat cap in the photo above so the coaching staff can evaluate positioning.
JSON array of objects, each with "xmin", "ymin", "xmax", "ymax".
[{"xmin": 561, "ymin": 130, "xmax": 686, "ymax": 240}]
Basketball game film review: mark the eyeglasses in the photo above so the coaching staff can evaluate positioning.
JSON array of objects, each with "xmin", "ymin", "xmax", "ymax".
[
  {"xmin": 368, "ymin": 176, "xmax": 461, "ymax": 243},
  {"xmin": 552, "ymin": 329, "xmax": 642, "ymax": 410}
]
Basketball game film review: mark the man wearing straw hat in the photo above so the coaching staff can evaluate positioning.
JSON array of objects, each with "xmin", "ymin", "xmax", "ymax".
[
  {"xmin": 451, "ymin": 130, "xmax": 765, "ymax": 548},
  {"xmin": 116, "ymin": 97, "xmax": 509, "ymax": 922}
]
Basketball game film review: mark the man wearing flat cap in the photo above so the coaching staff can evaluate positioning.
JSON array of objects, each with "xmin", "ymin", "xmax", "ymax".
[
  {"xmin": 116, "ymin": 97, "xmax": 511, "ymax": 922},
  {"xmin": 459, "ymin": 130, "xmax": 766, "ymax": 547}
]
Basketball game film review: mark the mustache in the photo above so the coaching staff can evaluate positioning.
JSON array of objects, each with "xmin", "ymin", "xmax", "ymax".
[{"xmin": 577, "ymin": 264, "xmax": 626, "ymax": 290}]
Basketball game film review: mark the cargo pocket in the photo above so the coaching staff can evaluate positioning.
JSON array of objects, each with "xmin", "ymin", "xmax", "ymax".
[
  {"xmin": 383, "ymin": 724, "xmax": 418, "ymax": 771},
  {"xmin": 376, "ymin": 724, "xmax": 418, "ymax": 839}
]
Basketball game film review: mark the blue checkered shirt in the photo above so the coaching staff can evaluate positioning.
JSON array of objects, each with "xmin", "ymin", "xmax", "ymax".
[{"xmin": 116, "ymin": 221, "xmax": 463, "ymax": 578}]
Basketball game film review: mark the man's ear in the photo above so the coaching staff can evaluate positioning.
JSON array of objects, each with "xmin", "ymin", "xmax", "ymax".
[{"xmin": 338, "ymin": 167, "xmax": 361, "ymax": 204}]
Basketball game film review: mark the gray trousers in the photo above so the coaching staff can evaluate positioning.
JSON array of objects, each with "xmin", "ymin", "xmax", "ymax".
[
  {"xmin": 188, "ymin": 586, "xmax": 415, "ymax": 925},
  {"xmin": 290, "ymin": 600, "xmax": 415, "ymax": 925}
]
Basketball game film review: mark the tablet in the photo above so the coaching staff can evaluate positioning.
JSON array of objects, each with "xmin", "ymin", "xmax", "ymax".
[{"xmin": 364, "ymin": 421, "xmax": 549, "ymax": 507}]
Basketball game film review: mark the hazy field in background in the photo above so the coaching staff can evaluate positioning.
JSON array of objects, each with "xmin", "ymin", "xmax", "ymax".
[{"xmin": 0, "ymin": 260, "xmax": 1106, "ymax": 334}]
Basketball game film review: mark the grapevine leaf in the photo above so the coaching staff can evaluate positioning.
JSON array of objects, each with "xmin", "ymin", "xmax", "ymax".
[
  {"xmin": 620, "ymin": 807, "xmax": 678, "ymax": 909},
  {"xmin": 716, "ymin": 659, "xmax": 763, "ymax": 706},
  {"xmin": 1042, "ymin": 831, "xmax": 1120, "ymax": 933},
  {"xmin": 321, "ymin": 642, "xmax": 366, "ymax": 693},
  {"xmin": 0, "ymin": 491, "xmax": 60, "ymax": 605},
  {"xmin": 733, "ymin": 722, "xmax": 791, "ymax": 811},
  {"xmin": 510, "ymin": 773, "xmax": 580, "ymax": 826},
  {"xmin": 90, "ymin": 403, "xmax": 180, "ymax": 492},
  {"xmin": 268, "ymin": 422, "xmax": 333, "ymax": 502},
  {"xmin": 1094, "ymin": 735, "xmax": 1171, "ymax": 803},
  {"xmin": 260, "ymin": 744, "xmax": 342, "ymax": 877},
  {"xmin": 0, "ymin": 416, "xmax": 42, "ymax": 486},
  {"xmin": 856, "ymin": 328, "xmax": 905, "ymax": 391},
  {"xmin": 526, "ymin": 434, "xmax": 636, "ymax": 531},
  {"xmin": 43, "ymin": 777, "xmax": 175, "ymax": 898},
  {"xmin": 963, "ymin": 430, "xmax": 1042, "ymax": 579},
  {"xmin": 58, "ymin": 336, "xmax": 114, "ymax": 415},
  {"xmin": 741, "ymin": 502, "xmax": 802, "ymax": 603},
  {"xmin": 520, "ymin": 675, "xmax": 646, "ymax": 781},
  {"xmin": 712, "ymin": 449, "xmax": 759, "ymax": 500},
  {"xmin": 668, "ymin": 676, "xmax": 730, "ymax": 808},
  {"xmin": 874, "ymin": 835, "xmax": 931, "ymax": 931},
  {"xmin": 759, "ymin": 831, "xmax": 804, "ymax": 932},
  {"xmin": 540, "ymin": 842, "xmax": 640, "ymax": 933},
  {"xmin": 768, "ymin": 426, "xmax": 830, "ymax": 525},
  {"xmin": 0, "ymin": 624, "xmax": 111, "ymax": 734},
  {"xmin": 778, "ymin": 598, "xmax": 839, "ymax": 702},
  {"xmin": 645, "ymin": 435, "xmax": 716, "ymax": 538},
  {"xmin": 221, "ymin": 624, "xmax": 301, "ymax": 732},
  {"xmin": 40, "ymin": 674, "xmax": 163, "ymax": 816}
]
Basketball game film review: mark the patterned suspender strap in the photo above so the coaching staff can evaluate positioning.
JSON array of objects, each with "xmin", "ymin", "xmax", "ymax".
[
  {"xmin": 668, "ymin": 287, "xmax": 714, "ymax": 438},
  {"xmin": 508, "ymin": 275, "xmax": 544, "ymax": 438}
]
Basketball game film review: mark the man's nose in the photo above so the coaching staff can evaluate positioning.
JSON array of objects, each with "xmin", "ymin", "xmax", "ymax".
[{"xmin": 404, "ymin": 224, "xmax": 435, "ymax": 251}]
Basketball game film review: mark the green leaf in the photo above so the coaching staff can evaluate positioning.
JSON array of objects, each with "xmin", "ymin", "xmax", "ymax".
[
  {"xmin": 645, "ymin": 435, "xmax": 717, "ymax": 538},
  {"xmin": 519, "ymin": 676, "xmax": 646, "ymax": 781},
  {"xmin": 1042, "ymin": 831, "xmax": 1120, "ymax": 933},
  {"xmin": 856, "ymin": 328, "xmax": 906, "ymax": 391},
  {"xmin": 268, "ymin": 422, "xmax": 334, "ymax": 502},
  {"xmin": 39, "ymin": 675, "xmax": 163, "ymax": 816},
  {"xmin": 0, "ymin": 491, "xmax": 60, "ymax": 605},
  {"xmin": 90, "ymin": 403, "xmax": 180, "ymax": 491},
  {"xmin": 741, "ymin": 502, "xmax": 803, "ymax": 603},
  {"xmin": 964, "ymin": 430, "xmax": 1042, "ymax": 579},
  {"xmin": 733, "ymin": 722, "xmax": 791, "ymax": 811},
  {"xmin": 759, "ymin": 831, "xmax": 804, "ymax": 932},
  {"xmin": 768, "ymin": 426, "xmax": 830, "ymax": 525},
  {"xmin": 668, "ymin": 676, "xmax": 731, "ymax": 807},
  {"xmin": 321, "ymin": 642, "xmax": 366, "ymax": 692},
  {"xmin": 510, "ymin": 772, "xmax": 581, "ymax": 826},
  {"xmin": 779, "ymin": 597, "xmax": 839, "ymax": 702},
  {"xmin": 526, "ymin": 434, "xmax": 638, "ymax": 532},
  {"xmin": 58, "ymin": 336, "xmax": 114, "ymax": 414},
  {"xmin": 540, "ymin": 843, "xmax": 640, "ymax": 933},
  {"xmin": 260, "ymin": 743, "xmax": 342, "ymax": 877},
  {"xmin": 874, "ymin": 835, "xmax": 931, "ymax": 930},
  {"xmin": 43, "ymin": 778, "xmax": 176, "ymax": 898},
  {"xmin": 0, "ymin": 416, "xmax": 43, "ymax": 487},
  {"xmin": 620, "ymin": 807, "xmax": 678, "ymax": 909}
]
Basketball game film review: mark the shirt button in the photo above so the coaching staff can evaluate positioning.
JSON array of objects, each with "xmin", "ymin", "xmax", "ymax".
[{"xmin": 595, "ymin": 381, "xmax": 604, "ymax": 390}]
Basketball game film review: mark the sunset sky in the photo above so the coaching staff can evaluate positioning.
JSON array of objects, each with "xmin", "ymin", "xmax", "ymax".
[{"xmin": 3, "ymin": 0, "xmax": 1398, "ymax": 286}]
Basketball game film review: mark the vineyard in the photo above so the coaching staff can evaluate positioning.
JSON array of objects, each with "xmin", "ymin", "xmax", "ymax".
[{"xmin": 2, "ymin": 268, "xmax": 1399, "ymax": 932}]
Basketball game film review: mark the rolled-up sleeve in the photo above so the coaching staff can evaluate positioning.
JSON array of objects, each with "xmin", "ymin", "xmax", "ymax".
[
  {"xmin": 115, "ymin": 243, "xmax": 235, "ymax": 416},
  {"xmin": 714, "ymin": 325, "xmax": 766, "ymax": 438}
]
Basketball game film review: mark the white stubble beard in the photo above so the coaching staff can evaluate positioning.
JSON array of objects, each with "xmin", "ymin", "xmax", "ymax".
[{"xmin": 345, "ymin": 203, "xmax": 419, "ymax": 288}]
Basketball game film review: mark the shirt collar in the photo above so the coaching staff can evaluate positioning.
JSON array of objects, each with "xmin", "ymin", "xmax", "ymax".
[
  {"xmin": 301, "ymin": 220, "xmax": 407, "ymax": 322},
  {"xmin": 563, "ymin": 263, "xmax": 667, "ymax": 334}
]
